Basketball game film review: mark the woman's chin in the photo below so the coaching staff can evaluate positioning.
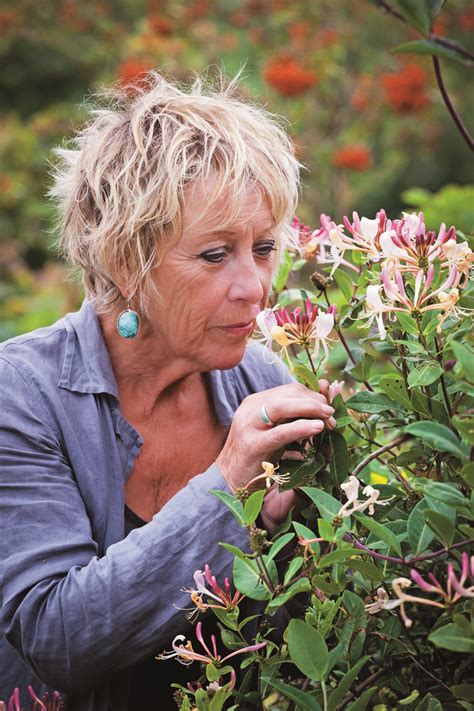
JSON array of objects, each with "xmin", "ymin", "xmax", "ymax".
[{"xmin": 205, "ymin": 343, "xmax": 248, "ymax": 371}]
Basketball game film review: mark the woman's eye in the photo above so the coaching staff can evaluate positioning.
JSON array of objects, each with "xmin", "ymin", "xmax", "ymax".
[
  {"xmin": 254, "ymin": 240, "xmax": 277, "ymax": 257},
  {"xmin": 199, "ymin": 250, "xmax": 227, "ymax": 263}
]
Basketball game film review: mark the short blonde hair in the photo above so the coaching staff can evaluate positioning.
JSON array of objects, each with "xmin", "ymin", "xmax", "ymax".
[{"xmin": 50, "ymin": 71, "xmax": 301, "ymax": 315}]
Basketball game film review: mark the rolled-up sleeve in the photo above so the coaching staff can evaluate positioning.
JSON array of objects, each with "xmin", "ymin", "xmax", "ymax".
[{"xmin": 0, "ymin": 359, "xmax": 248, "ymax": 693}]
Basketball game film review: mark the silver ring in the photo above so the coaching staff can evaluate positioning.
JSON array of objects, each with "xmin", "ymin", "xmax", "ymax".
[{"xmin": 259, "ymin": 404, "xmax": 275, "ymax": 426}]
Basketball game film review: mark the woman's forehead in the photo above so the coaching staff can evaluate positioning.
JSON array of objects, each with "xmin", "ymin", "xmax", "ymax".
[{"xmin": 181, "ymin": 182, "xmax": 275, "ymax": 239}]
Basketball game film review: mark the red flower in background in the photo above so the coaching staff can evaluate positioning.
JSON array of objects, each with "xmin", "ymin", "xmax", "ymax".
[
  {"xmin": 148, "ymin": 15, "xmax": 173, "ymax": 35},
  {"xmin": 117, "ymin": 58, "xmax": 154, "ymax": 87},
  {"xmin": 381, "ymin": 64, "xmax": 429, "ymax": 114},
  {"xmin": 263, "ymin": 56, "xmax": 318, "ymax": 97},
  {"xmin": 458, "ymin": 7, "xmax": 474, "ymax": 31},
  {"xmin": 331, "ymin": 145, "xmax": 372, "ymax": 172}
]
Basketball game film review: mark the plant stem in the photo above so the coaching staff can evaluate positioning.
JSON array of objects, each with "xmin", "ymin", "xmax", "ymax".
[
  {"xmin": 432, "ymin": 56, "xmax": 474, "ymax": 151},
  {"xmin": 339, "ymin": 668, "xmax": 386, "ymax": 708},
  {"xmin": 304, "ymin": 346, "xmax": 318, "ymax": 377},
  {"xmin": 321, "ymin": 679, "xmax": 328, "ymax": 711},
  {"xmin": 345, "ymin": 535, "xmax": 473, "ymax": 567},
  {"xmin": 432, "ymin": 35, "xmax": 474, "ymax": 62},
  {"xmin": 435, "ymin": 334, "xmax": 453, "ymax": 418},
  {"xmin": 351, "ymin": 435, "xmax": 410, "ymax": 478}
]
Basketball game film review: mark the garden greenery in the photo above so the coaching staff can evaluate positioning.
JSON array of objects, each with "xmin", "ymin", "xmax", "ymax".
[{"xmin": 160, "ymin": 207, "xmax": 473, "ymax": 711}]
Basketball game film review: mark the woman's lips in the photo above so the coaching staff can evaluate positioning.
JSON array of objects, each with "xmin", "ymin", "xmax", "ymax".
[{"xmin": 217, "ymin": 320, "xmax": 255, "ymax": 336}]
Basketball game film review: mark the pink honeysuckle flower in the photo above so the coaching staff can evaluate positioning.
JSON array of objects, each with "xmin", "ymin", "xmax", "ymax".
[
  {"xmin": 306, "ymin": 214, "xmax": 360, "ymax": 273},
  {"xmin": 364, "ymin": 587, "xmax": 402, "ymax": 615},
  {"xmin": 379, "ymin": 213, "xmax": 455, "ymax": 276},
  {"xmin": 390, "ymin": 554, "xmax": 474, "ymax": 628},
  {"xmin": 0, "ymin": 688, "xmax": 63, "ymax": 711},
  {"xmin": 255, "ymin": 300, "xmax": 336, "ymax": 367},
  {"xmin": 361, "ymin": 265, "xmax": 469, "ymax": 338},
  {"xmin": 182, "ymin": 564, "xmax": 244, "ymax": 621},
  {"xmin": 157, "ymin": 621, "xmax": 267, "ymax": 681},
  {"xmin": 337, "ymin": 209, "xmax": 388, "ymax": 263},
  {"xmin": 338, "ymin": 475, "xmax": 392, "ymax": 517}
]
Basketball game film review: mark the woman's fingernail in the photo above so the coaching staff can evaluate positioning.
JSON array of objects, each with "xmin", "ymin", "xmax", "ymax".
[
  {"xmin": 322, "ymin": 405, "xmax": 335, "ymax": 415},
  {"xmin": 327, "ymin": 417, "xmax": 337, "ymax": 428},
  {"xmin": 311, "ymin": 420, "xmax": 324, "ymax": 433}
]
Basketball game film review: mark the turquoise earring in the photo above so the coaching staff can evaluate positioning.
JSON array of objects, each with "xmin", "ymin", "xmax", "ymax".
[{"xmin": 117, "ymin": 302, "xmax": 140, "ymax": 338}]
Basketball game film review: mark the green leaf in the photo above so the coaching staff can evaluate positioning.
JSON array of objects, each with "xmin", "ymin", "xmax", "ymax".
[
  {"xmin": 450, "ymin": 685, "xmax": 474, "ymax": 703},
  {"xmin": 346, "ymin": 686, "xmax": 377, "ymax": 710},
  {"xmin": 394, "ymin": 0, "xmax": 431, "ymax": 34},
  {"xmin": 345, "ymin": 353, "xmax": 374, "ymax": 383},
  {"xmin": 428, "ymin": 622, "xmax": 474, "ymax": 653},
  {"xmin": 261, "ymin": 676, "xmax": 322, "ymax": 711},
  {"xmin": 392, "ymin": 38, "xmax": 474, "ymax": 66},
  {"xmin": 218, "ymin": 542, "xmax": 248, "ymax": 561},
  {"xmin": 345, "ymin": 391, "xmax": 397, "ymax": 414},
  {"xmin": 294, "ymin": 521, "xmax": 321, "ymax": 554},
  {"xmin": 279, "ymin": 458, "xmax": 325, "ymax": 491},
  {"xmin": 329, "ymin": 430, "xmax": 350, "ymax": 485},
  {"xmin": 233, "ymin": 556, "xmax": 277, "ymax": 601},
  {"xmin": 266, "ymin": 577, "xmax": 311, "ymax": 612},
  {"xmin": 379, "ymin": 374, "xmax": 413, "ymax": 410},
  {"xmin": 293, "ymin": 363, "xmax": 320, "ymax": 391},
  {"xmin": 243, "ymin": 489, "xmax": 266, "ymax": 525},
  {"xmin": 318, "ymin": 548, "xmax": 361, "ymax": 568},
  {"xmin": 395, "ymin": 311, "xmax": 419, "ymax": 335},
  {"xmin": 333, "ymin": 269, "xmax": 355, "ymax": 302},
  {"xmin": 287, "ymin": 619, "xmax": 329, "ymax": 681},
  {"xmin": 414, "ymin": 693, "xmax": 443, "ymax": 711},
  {"xmin": 451, "ymin": 341, "xmax": 474, "ymax": 383},
  {"xmin": 327, "ymin": 656, "xmax": 371, "ymax": 711},
  {"xmin": 460, "ymin": 462, "xmax": 474, "ymax": 487},
  {"xmin": 404, "ymin": 421, "xmax": 467, "ymax": 459},
  {"xmin": 342, "ymin": 558, "xmax": 383, "ymax": 582},
  {"xmin": 452, "ymin": 415, "xmax": 474, "ymax": 445},
  {"xmin": 283, "ymin": 556, "xmax": 304, "ymax": 585},
  {"xmin": 211, "ymin": 490, "xmax": 244, "ymax": 525},
  {"xmin": 318, "ymin": 518, "xmax": 336, "ymax": 541},
  {"xmin": 355, "ymin": 514, "xmax": 403, "ymax": 556},
  {"xmin": 266, "ymin": 532, "xmax": 295, "ymax": 562},
  {"xmin": 423, "ymin": 509, "xmax": 455, "ymax": 547},
  {"xmin": 273, "ymin": 249, "xmax": 293, "ymax": 292},
  {"xmin": 301, "ymin": 487, "xmax": 344, "ymax": 522},
  {"xmin": 407, "ymin": 499, "xmax": 435, "ymax": 555},
  {"xmin": 407, "ymin": 362, "xmax": 443, "ymax": 389}
]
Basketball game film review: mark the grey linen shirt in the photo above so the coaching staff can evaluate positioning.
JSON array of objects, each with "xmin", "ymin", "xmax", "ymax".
[{"xmin": 0, "ymin": 299, "xmax": 292, "ymax": 710}]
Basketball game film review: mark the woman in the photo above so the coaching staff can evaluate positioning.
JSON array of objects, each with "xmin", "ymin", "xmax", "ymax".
[{"xmin": 0, "ymin": 73, "xmax": 336, "ymax": 710}]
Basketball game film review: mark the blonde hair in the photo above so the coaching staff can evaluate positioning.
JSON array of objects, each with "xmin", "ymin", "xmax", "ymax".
[{"xmin": 50, "ymin": 71, "xmax": 301, "ymax": 316}]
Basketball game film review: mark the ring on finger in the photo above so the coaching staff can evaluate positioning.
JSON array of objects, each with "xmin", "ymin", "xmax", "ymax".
[{"xmin": 259, "ymin": 404, "xmax": 275, "ymax": 427}]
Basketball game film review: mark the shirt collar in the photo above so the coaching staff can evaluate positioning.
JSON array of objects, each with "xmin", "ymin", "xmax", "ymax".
[{"xmin": 59, "ymin": 299, "xmax": 119, "ymax": 397}]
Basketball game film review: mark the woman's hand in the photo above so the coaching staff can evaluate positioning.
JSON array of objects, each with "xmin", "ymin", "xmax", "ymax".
[{"xmin": 216, "ymin": 382, "xmax": 336, "ymax": 493}]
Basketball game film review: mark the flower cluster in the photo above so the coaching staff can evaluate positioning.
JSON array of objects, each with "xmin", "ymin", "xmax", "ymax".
[
  {"xmin": 366, "ymin": 553, "xmax": 474, "ymax": 628},
  {"xmin": 256, "ymin": 299, "xmax": 336, "ymax": 367},
  {"xmin": 381, "ymin": 64, "xmax": 429, "ymax": 114},
  {"xmin": 0, "ymin": 687, "xmax": 63, "ymax": 711},
  {"xmin": 263, "ymin": 55, "xmax": 318, "ymax": 97},
  {"xmin": 338, "ymin": 475, "xmax": 392, "ymax": 517},
  {"xmin": 183, "ymin": 564, "xmax": 244, "ymax": 621},
  {"xmin": 157, "ymin": 621, "xmax": 267, "ymax": 686}
]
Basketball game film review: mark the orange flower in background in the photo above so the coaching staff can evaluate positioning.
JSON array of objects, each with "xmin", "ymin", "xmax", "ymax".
[
  {"xmin": 458, "ymin": 7, "xmax": 474, "ymax": 31},
  {"xmin": 288, "ymin": 21, "xmax": 311, "ymax": 42},
  {"xmin": 331, "ymin": 145, "xmax": 372, "ymax": 172},
  {"xmin": 148, "ymin": 15, "xmax": 173, "ymax": 35},
  {"xmin": 320, "ymin": 28, "xmax": 339, "ymax": 48},
  {"xmin": 263, "ymin": 56, "xmax": 318, "ymax": 97},
  {"xmin": 381, "ymin": 64, "xmax": 429, "ymax": 114},
  {"xmin": 117, "ymin": 58, "xmax": 154, "ymax": 87}
]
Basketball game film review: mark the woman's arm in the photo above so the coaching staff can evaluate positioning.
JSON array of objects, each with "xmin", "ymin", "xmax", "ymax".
[{"xmin": 0, "ymin": 359, "xmax": 247, "ymax": 693}]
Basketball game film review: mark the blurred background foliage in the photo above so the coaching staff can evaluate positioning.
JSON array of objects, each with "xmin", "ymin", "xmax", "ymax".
[{"xmin": 1, "ymin": 0, "xmax": 473, "ymax": 341}]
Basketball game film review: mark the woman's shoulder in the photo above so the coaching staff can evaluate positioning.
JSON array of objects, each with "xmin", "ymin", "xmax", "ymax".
[{"xmin": 0, "ymin": 316, "xmax": 70, "ymax": 381}]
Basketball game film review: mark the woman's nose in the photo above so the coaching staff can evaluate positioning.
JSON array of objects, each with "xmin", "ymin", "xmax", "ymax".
[{"xmin": 227, "ymin": 259, "xmax": 265, "ymax": 304}]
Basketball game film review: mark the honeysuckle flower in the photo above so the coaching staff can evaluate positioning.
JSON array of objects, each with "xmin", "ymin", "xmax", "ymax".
[
  {"xmin": 380, "ymin": 213, "xmax": 454, "ymax": 275},
  {"xmin": 361, "ymin": 265, "xmax": 468, "ymax": 338},
  {"xmin": 441, "ymin": 239, "xmax": 473, "ymax": 285},
  {"xmin": 245, "ymin": 461, "xmax": 291, "ymax": 490},
  {"xmin": 0, "ymin": 688, "xmax": 63, "ymax": 711},
  {"xmin": 332, "ymin": 209, "xmax": 388, "ymax": 264},
  {"xmin": 338, "ymin": 475, "xmax": 392, "ymax": 517},
  {"xmin": 182, "ymin": 564, "xmax": 244, "ymax": 621},
  {"xmin": 364, "ymin": 587, "xmax": 402, "ymax": 615},
  {"xmin": 157, "ymin": 621, "xmax": 267, "ymax": 681},
  {"xmin": 390, "ymin": 555, "xmax": 474, "ymax": 628},
  {"xmin": 255, "ymin": 301, "xmax": 336, "ymax": 366}
]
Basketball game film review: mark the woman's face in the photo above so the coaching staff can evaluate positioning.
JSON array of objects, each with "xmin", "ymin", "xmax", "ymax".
[{"xmin": 148, "ymin": 183, "xmax": 278, "ymax": 371}]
